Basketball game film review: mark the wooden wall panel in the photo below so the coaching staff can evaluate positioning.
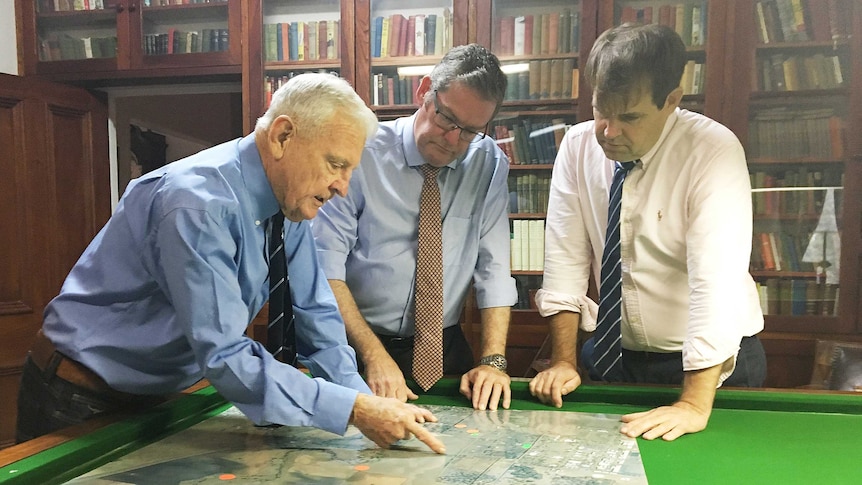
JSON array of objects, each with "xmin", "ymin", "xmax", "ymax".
[{"xmin": 0, "ymin": 73, "xmax": 109, "ymax": 448}]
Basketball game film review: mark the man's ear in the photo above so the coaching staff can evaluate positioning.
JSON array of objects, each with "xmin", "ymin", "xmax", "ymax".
[
  {"xmin": 416, "ymin": 76, "xmax": 433, "ymax": 104},
  {"xmin": 664, "ymin": 86, "xmax": 684, "ymax": 111},
  {"xmin": 268, "ymin": 115, "xmax": 295, "ymax": 160}
]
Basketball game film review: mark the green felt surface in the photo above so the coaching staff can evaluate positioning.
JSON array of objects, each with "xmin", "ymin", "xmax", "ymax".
[
  {"xmin": 416, "ymin": 380, "xmax": 862, "ymax": 485},
  {"xmin": 2, "ymin": 380, "xmax": 861, "ymax": 484}
]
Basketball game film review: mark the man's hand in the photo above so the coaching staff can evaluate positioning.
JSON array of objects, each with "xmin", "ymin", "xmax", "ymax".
[
  {"xmin": 528, "ymin": 361, "xmax": 582, "ymax": 408},
  {"xmin": 350, "ymin": 393, "xmax": 446, "ymax": 454},
  {"xmin": 620, "ymin": 400, "xmax": 710, "ymax": 441},
  {"xmin": 459, "ymin": 366, "xmax": 511, "ymax": 411},
  {"xmin": 364, "ymin": 354, "xmax": 419, "ymax": 402},
  {"xmin": 620, "ymin": 363, "xmax": 721, "ymax": 441}
]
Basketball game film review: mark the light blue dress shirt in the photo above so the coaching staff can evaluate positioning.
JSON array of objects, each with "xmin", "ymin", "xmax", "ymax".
[
  {"xmin": 42, "ymin": 134, "xmax": 370, "ymax": 435},
  {"xmin": 313, "ymin": 115, "xmax": 517, "ymax": 336}
]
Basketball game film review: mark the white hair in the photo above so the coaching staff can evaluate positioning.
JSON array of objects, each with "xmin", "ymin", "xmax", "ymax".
[{"xmin": 255, "ymin": 72, "xmax": 377, "ymax": 139}]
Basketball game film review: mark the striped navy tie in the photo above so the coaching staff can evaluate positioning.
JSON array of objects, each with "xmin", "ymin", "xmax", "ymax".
[
  {"xmin": 592, "ymin": 160, "xmax": 637, "ymax": 381},
  {"xmin": 267, "ymin": 212, "xmax": 296, "ymax": 365}
]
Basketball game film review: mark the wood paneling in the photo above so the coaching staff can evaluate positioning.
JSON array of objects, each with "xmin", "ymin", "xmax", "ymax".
[{"xmin": 0, "ymin": 73, "xmax": 109, "ymax": 449}]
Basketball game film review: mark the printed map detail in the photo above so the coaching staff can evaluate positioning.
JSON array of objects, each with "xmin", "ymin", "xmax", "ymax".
[{"xmin": 68, "ymin": 405, "xmax": 647, "ymax": 484}]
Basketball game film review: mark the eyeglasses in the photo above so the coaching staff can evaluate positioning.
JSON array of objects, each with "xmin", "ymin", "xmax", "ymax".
[{"xmin": 431, "ymin": 90, "xmax": 487, "ymax": 142}]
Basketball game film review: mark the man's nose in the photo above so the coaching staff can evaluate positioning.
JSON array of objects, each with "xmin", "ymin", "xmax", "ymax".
[
  {"xmin": 331, "ymin": 174, "xmax": 350, "ymax": 197},
  {"xmin": 602, "ymin": 119, "xmax": 621, "ymax": 139}
]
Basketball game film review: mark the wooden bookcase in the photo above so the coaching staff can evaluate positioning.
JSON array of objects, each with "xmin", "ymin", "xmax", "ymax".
[
  {"xmin": 15, "ymin": 0, "xmax": 243, "ymax": 82},
  {"xmin": 12, "ymin": 0, "xmax": 862, "ymax": 387}
]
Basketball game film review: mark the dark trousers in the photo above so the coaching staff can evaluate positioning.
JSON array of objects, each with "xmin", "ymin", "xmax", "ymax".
[
  {"xmin": 360, "ymin": 325, "xmax": 475, "ymax": 380},
  {"xmin": 581, "ymin": 335, "xmax": 767, "ymax": 387},
  {"xmin": 16, "ymin": 354, "xmax": 164, "ymax": 444}
]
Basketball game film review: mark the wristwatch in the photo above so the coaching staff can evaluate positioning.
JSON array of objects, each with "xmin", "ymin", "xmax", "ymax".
[{"xmin": 478, "ymin": 353, "xmax": 508, "ymax": 372}]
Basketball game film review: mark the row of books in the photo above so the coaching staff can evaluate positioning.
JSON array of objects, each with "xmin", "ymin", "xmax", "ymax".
[
  {"xmin": 752, "ymin": 231, "xmax": 819, "ymax": 273},
  {"xmin": 617, "ymin": 2, "xmax": 708, "ymax": 47},
  {"xmin": 370, "ymin": 73, "xmax": 420, "ymax": 106},
  {"xmin": 758, "ymin": 52, "xmax": 845, "ymax": 92},
  {"xmin": 370, "ymin": 10, "xmax": 453, "ymax": 58},
  {"xmin": 493, "ymin": 118, "xmax": 567, "ymax": 166},
  {"xmin": 511, "ymin": 219, "xmax": 545, "ymax": 272},
  {"xmin": 264, "ymin": 70, "xmax": 338, "ymax": 107},
  {"xmin": 143, "ymin": 0, "xmax": 226, "ymax": 5},
  {"xmin": 508, "ymin": 173, "xmax": 551, "ymax": 215},
  {"xmin": 750, "ymin": 168, "xmax": 843, "ymax": 217},
  {"xmin": 494, "ymin": 10, "xmax": 580, "ymax": 57},
  {"xmin": 756, "ymin": 279, "xmax": 839, "ymax": 316},
  {"xmin": 681, "ymin": 60, "xmax": 706, "ymax": 95},
  {"xmin": 747, "ymin": 108, "xmax": 844, "ymax": 160},
  {"xmin": 263, "ymin": 20, "xmax": 339, "ymax": 63},
  {"xmin": 504, "ymin": 61, "xmax": 577, "ymax": 102},
  {"xmin": 38, "ymin": 34, "xmax": 117, "ymax": 61},
  {"xmin": 754, "ymin": 0, "xmax": 848, "ymax": 44},
  {"xmin": 37, "ymin": 0, "xmax": 107, "ymax": 11},
  {"xmin": 143, "ymin": 29, "xmax": 228, "ymax": 55}
]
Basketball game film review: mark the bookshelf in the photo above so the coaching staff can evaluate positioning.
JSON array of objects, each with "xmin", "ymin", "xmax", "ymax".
[
  {"xmin": 11, "ymin": 0, "xmax": 862, "ymax": 387},
  {"xmin": 723, "ymin": 0, "xmax": 862, "ymax": 387},
  {"xmin": 355, "ymin": 0, "xmax": 470, "ymax": 121},
  {"xmin": 16, "ymin": 0, "xmax": 242, "ymax": 80}
]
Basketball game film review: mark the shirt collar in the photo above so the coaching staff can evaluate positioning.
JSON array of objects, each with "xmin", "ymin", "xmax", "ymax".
[
  {"xmin": 238, "ymin": 133, "xmax": 281, "ymax": 221},
  {"xmin": 638, "ymin": 108, "xmax": 680, "ymax": 170}
]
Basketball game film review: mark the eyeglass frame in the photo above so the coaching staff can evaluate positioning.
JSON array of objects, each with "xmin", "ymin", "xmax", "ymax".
[{"xmin": 430, "ymin": 90, "xmax": 488, "ymax": 142}]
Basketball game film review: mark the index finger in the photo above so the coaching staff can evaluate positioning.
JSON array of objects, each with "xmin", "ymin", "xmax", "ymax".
[{"xmin": 409, "ymin": 422, "xmax": 446, "ymax": 454}]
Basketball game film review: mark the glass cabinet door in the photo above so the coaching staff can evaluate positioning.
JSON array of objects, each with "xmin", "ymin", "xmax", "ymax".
[
  {"xmin": 744, "ymin": 0, "xmax": 851, "ymax": 331},
  {"xmin": 33, "ymin": 1, "xmax": 119, "ymax": 69},
  {"xmin": 137, "ymin": 0, "xmax": 237, "ymax": 68}
]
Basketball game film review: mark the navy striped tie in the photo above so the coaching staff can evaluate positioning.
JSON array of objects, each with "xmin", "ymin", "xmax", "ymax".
[
  {"xmin": 592, "ymin": 160, "xmax": 636, "ymax": 381},
  {"xmin": 267, "ymin": 213, "xmax": 296, "ymax": 365}
]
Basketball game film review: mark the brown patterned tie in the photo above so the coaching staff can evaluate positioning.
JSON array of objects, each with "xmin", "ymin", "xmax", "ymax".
[{"xmin": 413, "ymin": 164, "xmax": 444, "ymax": 391}]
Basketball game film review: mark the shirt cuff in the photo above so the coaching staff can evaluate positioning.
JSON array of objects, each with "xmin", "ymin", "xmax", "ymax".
[
  {"xmin": 535, "ymin": 289, "xmax": 599, "ymax": 331},
  {"xmin": 310, "ymin": 379, "xmax": 360, "ymax": 435}
]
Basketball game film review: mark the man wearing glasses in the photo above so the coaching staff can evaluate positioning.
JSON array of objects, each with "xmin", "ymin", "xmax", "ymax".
[{"xmin": 313, "ymin": 44, "xmax": 516, "ymax": 411}]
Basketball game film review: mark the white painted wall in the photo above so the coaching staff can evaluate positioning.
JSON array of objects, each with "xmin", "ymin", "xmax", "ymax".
[{"xmin": 0, "ymin": 0, "xmax": 18, "ymax": 75}]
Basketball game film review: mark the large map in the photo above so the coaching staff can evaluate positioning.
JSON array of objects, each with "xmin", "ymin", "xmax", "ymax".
[{"xmin": 67, "ymin": 405, "xmax": 647, "ymax": 484}]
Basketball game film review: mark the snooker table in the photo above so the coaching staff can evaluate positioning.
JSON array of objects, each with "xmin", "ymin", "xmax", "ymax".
[{"xmin": 1, "ymin": 378, "xmax": 860, "ymax": 484}]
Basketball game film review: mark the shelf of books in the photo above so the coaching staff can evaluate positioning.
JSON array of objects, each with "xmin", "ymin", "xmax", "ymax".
[
  {"xmin": 745, "ymin": 0, "xmax": 851, "ymax": 332},
  {"xmin": 34, "ymin": 1, "xmax": 118, "ymax": 65},
  {"xmin": 367, "ymin": 0, "xmax": 454, "ymax": 109},
  {"xmin": 141, "ymin": 1, "xmax": 231, "ymax": 57},
  {"xmin": 262, "ymin": 0, "xmax": 343, "ymax": 108}
]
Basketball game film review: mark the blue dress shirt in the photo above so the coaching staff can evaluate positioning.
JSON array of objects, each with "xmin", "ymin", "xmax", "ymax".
[
  {"xmin": 42, "ymin": 134, "xmax": 370, "ymax": 435},
  {"xmin": 313, "ymin": 115, "xmax": 517, "ymax": 336}
]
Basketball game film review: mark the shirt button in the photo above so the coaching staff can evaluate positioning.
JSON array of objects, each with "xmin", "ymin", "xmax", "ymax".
[{"xmin": 255, "ymin": 220, "xmax": 261, "ymax": 226}]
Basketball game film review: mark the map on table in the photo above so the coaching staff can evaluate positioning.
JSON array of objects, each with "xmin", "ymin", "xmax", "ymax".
[{"xmin": 67, "ymin": 405, "xmax": 647, "ymax": 484}]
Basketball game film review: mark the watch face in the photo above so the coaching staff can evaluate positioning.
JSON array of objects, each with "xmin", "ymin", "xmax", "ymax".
[{"xmin": 480, "ymin": 354, "xmax": 507, "ymax": 371}]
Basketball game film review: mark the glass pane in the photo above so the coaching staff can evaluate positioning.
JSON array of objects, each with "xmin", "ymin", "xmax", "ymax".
[
  {"xmin": 746, "ymin": 1, "xmax": 851, "ymax": 321},
  {"xmin": 35, "ymin": 2, "xmax": 118, "ymax": 61},
  {"xmin": 141, "ymin": 0, "xmax": 230, "ymax": 56}
]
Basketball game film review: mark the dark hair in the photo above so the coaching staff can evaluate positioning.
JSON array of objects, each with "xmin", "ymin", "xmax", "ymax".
[
  {"xmin": 584, "ymin": 23, "xmax": 686, "ymax": 110},
  {"xmin": 427, "ymin": 43, "xmax": 508, "ymax": 107}
]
